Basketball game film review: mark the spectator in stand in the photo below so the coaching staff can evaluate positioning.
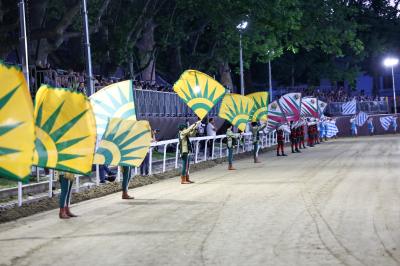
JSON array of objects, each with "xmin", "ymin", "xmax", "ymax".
[{"xmin": 206, "ymin": 117, "xmax": 217, "ymax": 157}]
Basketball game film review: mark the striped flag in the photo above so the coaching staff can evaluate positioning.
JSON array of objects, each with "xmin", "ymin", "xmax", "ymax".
[
  {"xmin": 355, "ymin": 112, "xmax": 368, "ymax": 127},
  {"xmin": 326, "ymin": 121, "xmax": 339, "ymax": 138},
  {"xmin": 380, "ymin": 116, "xmax": 393, "ymax": 131},
  {"xmin": 342, "ymin": 99, "xmax": 357, "ymax": 115},
  {"xmin": 267, "ymin": 100, "xmax": 286, "ymax": 131},
  {"xmin": 301, "ymin": 97, "xmax": 319, "ymax": 118},
  {"xmin": 278, "ymin": 93, "xmax": 302, "ymax": 122}
]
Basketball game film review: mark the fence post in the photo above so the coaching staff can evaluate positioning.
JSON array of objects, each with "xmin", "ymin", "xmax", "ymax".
[
  {"xmin": 18, "ymin": 182, "xmax": 23, "ymax": 207},
  {"xmin": 211, "ymin": 138, "xmax": 215, "ymax": 159},
  {"xmin": 116, "ymin": 167, "xmax": 121, "ymax": 182},
  {"xmin": 175, "ymin": 142, "xmax": 179, "ymax": 168},
  {"xmin": 162, "ymin": 144, "xmax": 168, "ymax": 173},
  {"xmin": 48, "ymin": 170, "xmax": 54, "ymax": 198},
  {"xmin": 219, "ymin": 138, "xmax": 223, "ymax": 158},
  {"xmin": 149, "ymin": 148, "xmax": 153, "ymax": 175},
  {"xmin": 195, "ymin": 141, "xmax": 199, "ymax": 163},
  {"xmin": 36, "ymin": 166, "xmax": 40, "ymax": 183},
  {"xmin": 203, "ymin": 139, "xmax": 208, "ymax": 161},
  {"xmin": 95, "ymin": 164, "xmax": 100, "ymax": 186},
  {"xmin": 75, "ymin": 175, "xmax": 80, "ymax": 192}
]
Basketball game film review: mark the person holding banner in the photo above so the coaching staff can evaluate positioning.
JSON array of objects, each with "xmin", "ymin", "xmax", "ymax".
[
  {"xmin": 251, "ymin": 122, "xmax": 267, "ymax": 163},
  {"xmin": 226, "ymin": 124, "xmax": 241, "ymax": 170},
  {"xmin": 290, "ymin": 122, "xmax": 300, "ymax": 153},
  {"xmin": 276, "ymin": 126, "xmax": 287, "ymax": 156},
  {"xmin": 59, "ymin": 172, "xmax": 78, "ymax": 219},
  {"xmin": 121, "ymin": 166, "xmax": 134, "ymax": 199},
  {"xmin": 392, "ymin": 116, "xmax": 397, "ymax": 133},
  {"xmin": 367, "ymin": 117, "xmax": 374, "ymax": 135},
  {"xmin": 178, "ymin": 121, "xmax": 201, "ymax": 184}
]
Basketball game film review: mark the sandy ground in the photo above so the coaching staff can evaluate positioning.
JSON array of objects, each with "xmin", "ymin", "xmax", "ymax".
[{"xmin": 0, "ymin": 136, "xmax": 399, "ymax": 266}]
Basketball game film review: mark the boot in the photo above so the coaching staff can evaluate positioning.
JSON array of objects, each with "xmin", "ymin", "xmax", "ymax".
[
  {"xmin": 65, "ymin": 206, "xmax": 78, "ymax": 217},
  {"xmin": 186, "ymin": 175, "xmax": 195, "ymax": 183},
  {"xmin": 254, "ymin": 158, "xmax": 261, "ymax": 163},
  {"xmin": 59, "ymin": 208, "xmax": 70, "ymax": 219},
  {"xmin": 181, "ymin": 176, "xmax": 190, "ymax": 184},
  {"xmin": 228, "ymin": 164, "xmax": 236, "ymax": 170},
  {"xmin": 122, "ymin": 191, "xmax": 134, "ymax": 199},
  {"xmin": 277, "ymin": 152, "xmax": 281, "ymax": 156},
  {"xmin": 282, "ymin": 153, "xmax": 288, "ymax": 156},
  {"xmin": 296, "ymin": 148, "xmax": 301, "ymax": 153}
]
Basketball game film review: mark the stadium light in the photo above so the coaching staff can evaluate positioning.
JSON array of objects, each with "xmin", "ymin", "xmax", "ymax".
[
  {"xmin": 237, "ymin": 21, "xmax": 248, "ymax": 95},
  {"xmin": 383, "ymin": 57, "xmax": 399, "ymax": 114}
]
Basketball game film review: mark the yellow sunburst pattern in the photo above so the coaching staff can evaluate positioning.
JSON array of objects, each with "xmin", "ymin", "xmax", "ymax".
[
  {"xmin": 0, "ymin": 62, "xmax": 35, "ymax": 182},
  {"xmin": 173, "ymin": 70, "xmax": 226, "ymax": 119},
  {"xmin": 94, "ymin": 118, "xmax": 152, "ymax": 167},
  {"xmin": 218, "ymin": 93, "xmax": 254, "ymax": 132},
  {"xmin": 33, "ymin": 85, "xmax": 97, "ymax": 175},
  {"xmin": 247, "ymin": 92, "xmax": 269, "ymax": 122},
  {"xmin": 89, "ymin": 80, "xmax": 136, "ymax": 140}
]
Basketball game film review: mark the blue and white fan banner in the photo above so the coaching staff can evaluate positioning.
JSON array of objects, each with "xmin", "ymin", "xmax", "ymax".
[
  {"xmin": 355, "ymin": 112, "xmax": 368, "ymax": 127},
  {"xmin": 342, "ymin": 99, "xmax": 357, "ymax": 115},
  {"xmin": 326, "ymin": 122, "xmax": 339, "ymax": 138},
  {"xmin": 380, "ymin": 116, "xmax": 393, "ymax": 131}
]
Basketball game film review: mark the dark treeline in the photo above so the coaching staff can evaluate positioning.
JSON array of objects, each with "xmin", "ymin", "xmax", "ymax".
[{"xmin": 1, "ymin": 0, "xmax": 399, "ymax": 93}]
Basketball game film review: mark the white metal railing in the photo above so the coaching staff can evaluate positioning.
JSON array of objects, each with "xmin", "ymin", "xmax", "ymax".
[{"xmin": 6, "ymin": 130, "xmax": 289, "ymax": 207}]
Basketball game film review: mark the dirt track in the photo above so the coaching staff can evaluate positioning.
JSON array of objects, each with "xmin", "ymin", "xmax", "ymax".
[{"xmin": 0, "ymin": 136, "xmax": 399, "ymax": 266}]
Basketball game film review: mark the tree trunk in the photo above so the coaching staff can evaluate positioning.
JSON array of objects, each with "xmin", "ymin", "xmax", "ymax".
[
  {"xmin": 218, "ymin": 61, "xmax": 233, "ymax": 92},
  {"xmin": 136, "ymin": 18, "xmax": 156, "ymax": 83}
]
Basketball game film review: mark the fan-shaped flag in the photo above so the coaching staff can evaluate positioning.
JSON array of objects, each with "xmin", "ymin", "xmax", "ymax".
[
  {"xmin": 94, "ymin": 118, "xmax": 152, "ymax": 167},
  {"xmin": 326, "ymin": 121, "xmax": 339, "ymax": 138},
  {"xmin": 380, "ymin": 116, "xmax": 394, "ymax": 131},
  {"xmin": 278, "ymin": 93, "xmax": 301, "ymax": 122},
  {"xmin": 33, "ymin": 85, "xmax": 97, "ymax": 175},
  {"xmin": 174, "ymin": 70, "xmax": 226, "ymax": 120},
  {"xmin": 267, "ymin": 100, "xmax": 286, "ymax": 131},
  {"xmin": 90, "ymin": 80, "xmax": 136, "ymax": 140},
  {"xmin": 301, "ymin": 97, "xmax": 319, "ymax": 118},
  {"xmin": 218, "ymin": 94, "xmax": 254, "ymax": 132},
  {"xmin": 247, "ymin": 92, "xmax": 269, "ymax": 122},
  {"xmin": 318, "ymin": 100, "xmax": 327, "ymax": 118},
  {"xmin": 355, "ymin": 112, "xmax": 368, "ymax": 127},
  {"xmin": 0, "ymin": 62, "xmax": 35, "ymax": 182},
  {"xmin": 342, "ymin": 99, "xmax": 357, "ymax": 115}
]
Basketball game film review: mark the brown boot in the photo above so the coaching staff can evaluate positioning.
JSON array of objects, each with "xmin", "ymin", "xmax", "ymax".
[
  {"xmin": 228, "ymin": 164, "xmax": 236, "ymax": 170},
  {"xmin": 181, "ymin": 176, "xmax": 190, "ymax": 184},
  {"xmin": 185, "ymin": 175, "xmax": 194, "ymax": 183},
  {"xmin": 65, "ymin": 207, "xmax": 78, "ymax": 217},
  {"xmin": 59, "ymin": 208, "xmax": 70, "ymax": 219},
  {"xmin": 122, "ymin": 191, "xmax": 134, "ymax": 199}
]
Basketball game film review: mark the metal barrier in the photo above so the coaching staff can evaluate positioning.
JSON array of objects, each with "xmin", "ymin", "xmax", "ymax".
[
  {"xmin": 326, "ymin": 101, "xmax": 389, "ymax": 116},
  {"xmin": 7, "ymin": 130, "xmax": 287, "ymax": 207},
  {"xmin": 134, "ymin": 89, "xmax": 220, "ymax": 118}
]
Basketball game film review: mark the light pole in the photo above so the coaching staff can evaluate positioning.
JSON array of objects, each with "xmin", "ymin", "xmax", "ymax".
[
  {"xmin": 268, "ymin": 60, "xmax": 272, "ymax": 101},
  {"xmin": 237, "ymin": 21, "xmax": 248, "ymax": 95},
  {"xmin": 383, "ymin": 57, "xmax": 399, "ymax": 114},
  {"xmin": 81, "ymin": 0, "xmax": 94, "ymax": 95}
]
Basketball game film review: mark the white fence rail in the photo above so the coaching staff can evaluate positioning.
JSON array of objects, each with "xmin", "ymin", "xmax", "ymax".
[{"xmin": 6, "ymin": 130, "xmax": 289, "ymax": 207}]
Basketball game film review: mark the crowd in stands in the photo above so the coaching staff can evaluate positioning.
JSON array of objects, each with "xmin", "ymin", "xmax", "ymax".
[{"xmin": 29, "ymin": 63, "xmax": 173, "ymax": 94}]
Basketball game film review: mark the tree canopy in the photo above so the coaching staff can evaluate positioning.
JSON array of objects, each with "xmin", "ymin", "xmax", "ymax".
[{"xmin": 0, "ymin": 0, "xmax": 399, "ymax": 91}]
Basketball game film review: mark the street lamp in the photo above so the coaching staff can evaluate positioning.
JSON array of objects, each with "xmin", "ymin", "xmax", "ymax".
[
  {"xmin": 237, "ymin": 21, "xmax": 248, "ymax": 95},
  {"xmin": 383, "ymin": 57, "xmax": 399, "ymax": 114},
  {"xmin": 267, "ymin": 50, "xmax": 274, "ymax": 102}
]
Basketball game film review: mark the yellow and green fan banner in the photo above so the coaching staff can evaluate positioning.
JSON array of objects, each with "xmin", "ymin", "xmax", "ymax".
[
  {"xmin": 218, "ymin": 93, "xmax": 254, "ymax": 132},
  {"xmin": 33, "ymin": 85, "xmax": 97, "ymax": 175},
  {"xmin": 89, "ymin": 80, "xmax": 136, "ymax": 140},
  {"xmin": 0, "ymin": 62, "xmax": 35, "ymax": 182},
  {"xmin": 247, "ymin": 92, "xmax": 269, "ymax": 122},
  {"xmin": 94, "ymin": 118, "xmax": 152, "ymax": 167},
  {"xmin": 173, "ymin": 70, "xmax": 226, "ymax": 119}
]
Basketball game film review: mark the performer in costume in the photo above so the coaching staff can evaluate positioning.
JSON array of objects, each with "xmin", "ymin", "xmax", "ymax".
[
  {"xmin": 300, "ymin": 124, "xmax": 306, "ymax": 149},
  {"xmin": 59, "ymin": 171, "xmax": 77, "ymax": 219},
  {"xmin": 367, "ymin": 117, "xmax": 374, "ymax": 135},
  {"xmin": 276, "ymin": 126, "xmax": 287, "ymax": 156},
  {"xmin": 350, "ymin": 117, "xmax": 357, "ymax": 137},
  {"xmin": 178, "ymin": 121, "xmax": 200, "ymax": 184},
  {"xmin": 226, "ymin": 124, "xmax": 241, "ymax": 170},
  {"xmin": 251, "ymin": 122, "xmax": 267, "ymax": 163},
  {"xmin": 392, "ymin": 116, "xmax": 397, "ymax": 133},
  {"xmin": 121, "ymin": 166, "xmax": 134, "ymax": 199},
  {"xmin": 290, "ymin": 122, "xmax": 300, "ymax": 153},
  {"xmin": 295, "ymin": 125, "xmax": 302, "ymax": 150}
]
